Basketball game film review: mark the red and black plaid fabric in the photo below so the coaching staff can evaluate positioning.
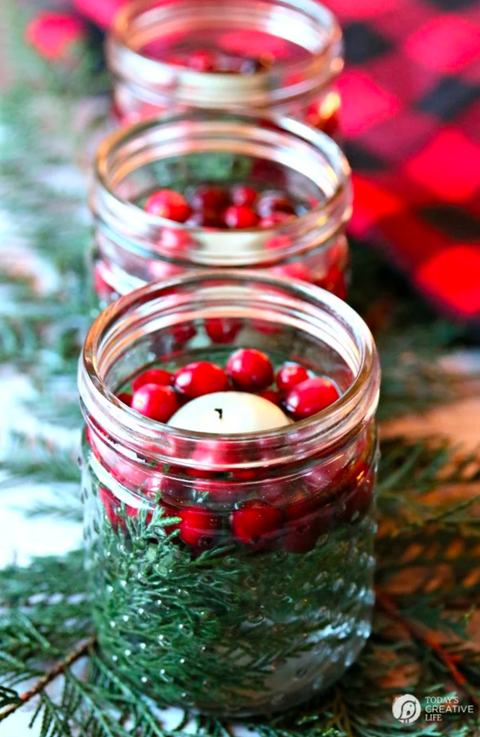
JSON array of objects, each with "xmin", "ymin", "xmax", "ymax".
[
  {"xmin": 29, "ymin": 0, "xmax": 480, "ymax": 321},
  {"xmin": 326, "ymin": 0, "xmax": 480, "ymax": 322}
]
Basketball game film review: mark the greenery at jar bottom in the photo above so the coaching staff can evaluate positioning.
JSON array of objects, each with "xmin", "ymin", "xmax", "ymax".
[
  {"xmin": 2, "ymin": 4, "xmax": 480, "ymax": 735},
  {"xmin": 86, "ymin": 493, "xmax": 375, "ymax": 715}
]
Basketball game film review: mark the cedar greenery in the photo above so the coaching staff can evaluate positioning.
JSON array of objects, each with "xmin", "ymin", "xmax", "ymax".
[{"xmin": 1, "ymin": 6, "xmax": 480, "ymax": 735}]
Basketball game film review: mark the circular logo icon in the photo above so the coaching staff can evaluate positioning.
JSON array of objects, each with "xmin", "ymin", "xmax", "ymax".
[{"xmin": 392, "ymin": 694, "xmax": 422, "ymax": 724}]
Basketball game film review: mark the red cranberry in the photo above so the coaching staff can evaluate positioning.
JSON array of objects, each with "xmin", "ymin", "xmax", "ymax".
[
  {"xmin": 259, "ymin": 212, "xmax": 294, "ymax": 228},
  {"xmin": 256, "ymin": 191, "xmax": 295, "ymax": 218},
  {"xmin": 110, "ymin": 457, "xmax": 161, "ymax": 495},
  {"xmin": 98, "ymin": 486, "xmax": 145, "ymax": 529},
  {"xmin": 186, "ymin": 210, "xmax": 223, "ymax": 228},
  {"xmin": 174, "ymin": 361, "xmax": 228, "ymax": 398},
  {"xmin": 117, "ymin": 392, "xmax": 132, "ymax": 406},
  {"xmin": 205, "ymin": 317, "xmax": 242, "ymax": 344},
  {"xmin": 169, "ymin": 324, "xmax": 197, "ymax": 347},
  {"xmin": 231, "ymin": 185, "xmax": 258, "ymax": 207},
  {"xmin": 276, "ymin": 364, "xmax": 309, "ymax": 393},
  {"xmin": 131, "ymin": 384, "xmax": 179, "ymax": 422},
  {"xmin": 223, "ymin": 205, "xmax": 259, "ymax": 229},
  {"xmin": 179, "ymin": 507, "xmax": 222, "ymax": 548},
  {"xmin": 145, "ymin": 190, "xmax": 191, "ymax": 223},
  {"xmin": 187, "ymin": 50, "xmax": 218, "ymax": 72},
  {"xmin": 284, "ymin": 377, "xmax": 340, "ymax": 420},
  {"xmin": 132, "ymin": 368, "xmax": 172, "ymax": 393},
  {"xmin": 283, "ymin": 501, "xmax": 336, "ymax": 554},
  {"xmin": 258, "ymin": 389, "xmax": 282, "ymax": 406},
  {"xmin": 190, "ymin": 185, "xmax": 230, "ymax": 212},
  {"xmin": 231, "ymin": 500, "xmax": 283, "ymax": 546},
  {"xmin": 226, "ymin": 348, "xmax": 274, "ymax": 392}
]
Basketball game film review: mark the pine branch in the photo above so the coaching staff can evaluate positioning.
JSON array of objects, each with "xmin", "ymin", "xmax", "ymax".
[
  {"xmin": 376, "ymin": 594, "xmax": 479, "ymax": 708},
  {"xmin": 0, "ymin": 636, "xmax": 96, "ymax": 722}
]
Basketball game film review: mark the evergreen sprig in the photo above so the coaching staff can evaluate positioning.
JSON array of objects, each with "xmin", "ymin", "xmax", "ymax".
[
  {"xmin": 2, "ymin": 437, "xmax": 480, "ymax": 735},
  {"xmin": 2, "ymin": 3, "xmax": 480, "ymax": 734}
]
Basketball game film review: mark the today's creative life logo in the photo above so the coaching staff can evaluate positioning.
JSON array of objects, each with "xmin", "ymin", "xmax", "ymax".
[
  {"xmin": 392, "ymin": 694, "xmax": 422, "ymax": 724},
  {"xmin": 392, "ymin": 692, "xmax": 475, "ymax": 724}
]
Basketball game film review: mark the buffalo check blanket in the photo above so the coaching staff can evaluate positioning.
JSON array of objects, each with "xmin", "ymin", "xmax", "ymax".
[{"xmin": 327, "ymin": 0, "xmax": 480, "ymax": 322}]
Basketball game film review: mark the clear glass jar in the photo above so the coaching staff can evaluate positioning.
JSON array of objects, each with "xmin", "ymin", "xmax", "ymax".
[
  {"xmin": 91, "ymin": 111, "xmax": 352, "ymax": 308},
  {"xmin": 107, "ymin": 0, "xmax": 343, "ymax": 136},
  {"xmin": 79, "ymin": 271, "xmax": 380, "ymax": 716}
]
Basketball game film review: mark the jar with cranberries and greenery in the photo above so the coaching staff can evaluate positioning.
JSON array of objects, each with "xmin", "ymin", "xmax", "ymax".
[
  {"xmin": 107, "ymin": 0, "xmax": 343, "ymax": 137},
  {"xmin": 91, "ymin": 111, "xmax": 352, "ymax": 309},
  {"xmin": 79, "ymin": 271, "xmax": 380, "ymax": 716}
]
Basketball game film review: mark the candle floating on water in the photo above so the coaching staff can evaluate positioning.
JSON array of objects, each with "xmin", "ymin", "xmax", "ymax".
[{"xmin": 168, "ymin": 391, "xmax": 292, "ymax": 434}]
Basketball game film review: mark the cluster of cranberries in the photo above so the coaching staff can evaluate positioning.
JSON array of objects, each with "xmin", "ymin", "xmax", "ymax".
[
  {"xmin": 116, "ymin": 348, "xmax": 340, "ymax": 425},
  {"xmin": 169, "ymin": 48, "xmax": 272, "ymax": 74},
  {"xmin": 91, "ymin": 349, "xmax": 374, "ymax": 554},
  {"xmin": 98, "ymin": 455, "xmax": 374, "ymax": 555},
  {"xmin": 144, "ymin": 185, "xmax": 299, "ymax": 230}
]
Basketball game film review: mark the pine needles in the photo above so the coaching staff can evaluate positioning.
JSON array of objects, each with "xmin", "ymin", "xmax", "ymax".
[
  {"xmin": 2, "ymin": 437, "xmax": 480, "ymax": 735},
  {"xmin": 2, "ymin": 3, "xmax": 480, "ymax": 734}
]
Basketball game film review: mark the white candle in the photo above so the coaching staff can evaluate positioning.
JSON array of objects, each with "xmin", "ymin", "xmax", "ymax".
[{"xmin": 168, "ymin": 391, "xmax": 291, "ymax": 434}]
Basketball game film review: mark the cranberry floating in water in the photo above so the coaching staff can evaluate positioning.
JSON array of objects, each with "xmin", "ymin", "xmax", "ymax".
[
  {"xmin": 231, "ymin": 500, "xmax": 283, "ymax": 546},
  {"xmin": 231, "ymin": 185, "xmax": 258, "ymax": 208},
  {"xmin": 145, "ymin": 189, "xmax": 191, "ymax": 223},
  {"xmin": 190, "ymin": 184, "xmax": 230, "ymax": 213},
  {"xmin": 174, "ymin": 361, "xmax": 229, "ymax": 398},
  {"xmin": 132, "ymin": 368, "xmax": 172, "ymax": 393},
  {"xmin": 284, "ymin": 377, "xmax": 340, "ymax": 420},
  {"xmin": 205, "ymin": 317, "xmax": 242, "ymax": 344},
  {"xmin": 276, "ymin": 364, "xmax": 309, "ymax": 393},
  {"xmin": 186, "ymin": 210, "xmax": 223, "ymax": 228},
  {"xmin": 117, "ymin": 392, "xmax": 132, "ymax": 406},
  {"xmin": 131, "ymin": 384, "xmax": 179, "ymax": 422},
  {"xmin": 223, "ymin": 205, "xmax": 259, "ymax": 229},
  {"xmin": 226, "ymin": 348, "xmax": 274, "ymax": 392},
  {"xmin": 283, "ymin": 501, "xmax": 336, "ymax": 554},
  {"xmin": 258, "ymin": 389, "xmax": 282, "ymax": 406},
  {"xmin": 187, "ymin": 49, "xmax": 218, "ymax": 72},
  {"xmin": 179, "ymin": 507, "xmax": 222, "ymax": 548}
]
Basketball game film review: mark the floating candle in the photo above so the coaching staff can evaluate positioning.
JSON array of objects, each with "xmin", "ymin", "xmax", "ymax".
[{"xmin": 168, "ymin": 391, "xmax": 291, "ymax": 433}]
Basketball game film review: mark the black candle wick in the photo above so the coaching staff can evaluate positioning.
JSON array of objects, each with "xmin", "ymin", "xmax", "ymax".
[{"xmin": 215, "ymin": 408, "xmax": 223, "ymax": 420}]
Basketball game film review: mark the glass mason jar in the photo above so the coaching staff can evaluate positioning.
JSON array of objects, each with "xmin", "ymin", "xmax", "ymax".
[
  {"xmin": 91, "ymin": 111, "xmax": 352, "ymax": 308},
  {"xmin": 79, "ymin": 271, "xmax": 380, "ymax": 717},
  {"xmin": 107, "ymin": 0, "xmax": 344, "ymax": 137}
]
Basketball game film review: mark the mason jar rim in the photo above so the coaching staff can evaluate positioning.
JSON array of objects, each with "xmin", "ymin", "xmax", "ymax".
[
  {"xmin": 79, "ymin": 271, "xmax": 380, "ymax": 470},
  {"xmin": 107, "ymin": 0, "xmax": 343, "ymax": 108},
  {"xmin": 92, "ymin": 110, "xmax": 352, "ymax": 268}
]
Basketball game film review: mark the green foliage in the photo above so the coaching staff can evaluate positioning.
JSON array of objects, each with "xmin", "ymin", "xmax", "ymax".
[
  {"xmin": 2, "ymin": 438, "xmax": 480, "ymax": 735},
  {"xmin": 2, "ymin": 2, "xmax": 480, "ymax": 734}
]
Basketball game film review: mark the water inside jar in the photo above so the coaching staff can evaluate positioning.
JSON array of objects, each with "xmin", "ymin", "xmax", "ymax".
[{"xmin": 141, "ymin": 28, "xmax": 310, "ymax": 72}]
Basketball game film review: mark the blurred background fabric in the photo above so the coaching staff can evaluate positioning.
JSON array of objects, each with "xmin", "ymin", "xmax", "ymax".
[{"xmin": 23, "ymin": 0, "xmax": 480, "ymax": 323}]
